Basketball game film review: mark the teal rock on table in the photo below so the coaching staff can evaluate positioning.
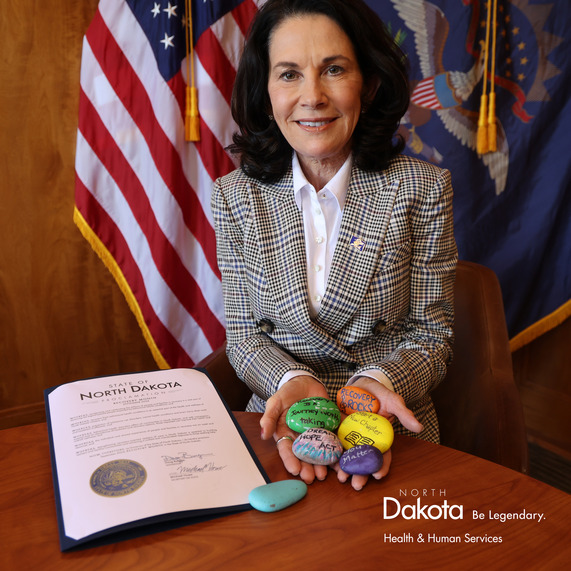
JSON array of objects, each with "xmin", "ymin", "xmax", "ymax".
[
  {"xmin": 292, "ymin": 428, "xmax": 344, "ymax": 466},
  {"xmin": 285, "ymin": 397, "xmax": 341, "ymax": 433},
  {"xmin": 249, "ymin": 480, "xmax": 308, "ymax": 512}
]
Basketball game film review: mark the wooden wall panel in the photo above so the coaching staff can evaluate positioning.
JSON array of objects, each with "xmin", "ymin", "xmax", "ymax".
[
  {"xmin": 0, "ymin": 1, "xmax": 156, "ymax": 429},
  {"xmin": 512, "ymin": 316, "xmax": 571, "ymax": 460}
]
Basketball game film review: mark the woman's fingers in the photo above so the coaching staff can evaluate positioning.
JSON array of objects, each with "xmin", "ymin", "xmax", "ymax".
[
  {"xmin": 260, "ymin": 376, "xmax": 329, "ymax": 440},
  {"xmin": 276, "ymin": 435, "xmax": 301, "ymax": 476},
  {"xmin": 275, "ymin": 435, "xmax": 328, "ymax": 483},
  {"xmin": 259, "ymin": 395, "xmax": 282, "ymax": 440},
  {"xmin": 332, "ymin": 447, "xmax": 393, "ymax": 490},
  {"xmin": 372, "ymin": 448, "xmax": 392, "ymax": 479}
]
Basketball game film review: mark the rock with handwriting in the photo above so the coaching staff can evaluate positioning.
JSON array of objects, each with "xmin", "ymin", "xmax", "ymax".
[
  {"xmin": 249, "ymin": 480, "xmax": 308, "ymax": 512},
  {"xmin": 292, "ymin": 428, "xmax": 344, "ymax": 465},
  {"xmin": 339, "ymin": 444, "xmax": 384, "ymax": 475},
  {"xmin": 336, "ymin": 386, "xmax": 380, "ymax": 415},
  {"xmin": 286, "ymin": 397, "xmax": 341, "ymax": 433},
  {"xmin": 337, "ymin": 411, "xmax": 394, "ymax": 453}
]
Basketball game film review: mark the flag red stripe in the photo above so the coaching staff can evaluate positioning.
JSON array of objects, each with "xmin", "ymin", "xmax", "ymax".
[
  {"xmin": 78, "ymin": 89, "xmax": 226, "ymax": 348},
  {"xmin": 232, "ymin": 0, "xmax": 259, "ymax": 36},
  {"xmin": 75, "ymin": 177, "xmax": 193, "ymax": 368},
  {"xmin": 87, "ymin": 10, "xmax": 220, "ymax": 276},
  {"xmin": 196, "ymin": 28, "xmax": 236, "ymax": 106},
  {"xmin": 167, "ymin": 71, "xmax": 186, "ymax": 120},
  {"xmin": 193, "ymin": 116, "xmax": 236, "ymax": 183},
  {"xmin": 193, "ymin": 35, "xmax": 239, "ymax": 180},
  {"xmin": 167, "ymin": 70, "xmax": 235, "ymax": 215},
  {"xmin": 74, "ymin": 1, "xmax": 261, "ymax": 366}
]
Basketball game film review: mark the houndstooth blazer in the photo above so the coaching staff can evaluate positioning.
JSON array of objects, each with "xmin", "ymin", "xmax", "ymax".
[{"xmin": 211, "ymin": 154, "xmax": 457, "ymax": 443}]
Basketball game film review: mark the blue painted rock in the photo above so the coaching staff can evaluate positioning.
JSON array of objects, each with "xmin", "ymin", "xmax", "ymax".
[
  {"xmin": 339, "ymin": 444, "xmax": 384, "ymax": 475},
  {"xmin": 336, "ymin": 386, "xmax": 380, "ymax": 415},
  {"xmin": 292, "ymin": 428, "xmax": 344, "ymax": 465},
  {"xmin": 286, "ymin": 397, "xmax": 341, "ymax": 433},
  {"xmin": 337, "ymin": 411, "xmax": 394, "ymax": 453},
  {"xmin": 249, "ymin": 480, "xmax": 307, "ymax": 512}
]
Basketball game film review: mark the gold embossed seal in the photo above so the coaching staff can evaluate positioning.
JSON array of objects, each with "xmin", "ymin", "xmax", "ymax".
[{"xmin": 90, "ymin": 459, "xmax": 147, "ymax": 497}]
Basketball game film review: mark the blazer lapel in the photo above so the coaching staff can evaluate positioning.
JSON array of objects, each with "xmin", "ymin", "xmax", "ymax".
[
  {"xmin": 249, "ymin": 171, "xmax": 312, "ymax": 327},
  {"xmin": 249, "ymin": 172, "xmax": 356, "ymax": 362},
  {"xmin": 315, "ymin": 167, "xmax": 400, "ymax": 334}
]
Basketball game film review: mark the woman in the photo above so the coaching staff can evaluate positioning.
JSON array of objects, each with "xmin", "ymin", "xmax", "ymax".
[{"xmin": 211, "ymin": 0, "xmax": 457, "ymax": 490}]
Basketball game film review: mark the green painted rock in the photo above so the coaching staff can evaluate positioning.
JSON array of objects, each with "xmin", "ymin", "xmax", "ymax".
[{"xmin": 285, "ymin": 397, "xmax": 341, "ymax": 433}]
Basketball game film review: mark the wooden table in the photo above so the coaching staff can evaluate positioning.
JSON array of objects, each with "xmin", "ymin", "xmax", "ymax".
[{"xmin": 1, "ymin": 413, "xmax": 569, "ymax": 570}]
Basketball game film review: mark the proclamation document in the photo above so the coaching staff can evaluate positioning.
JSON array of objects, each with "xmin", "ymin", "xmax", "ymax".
[{"xmin": 45, "ymin": 369, "xmax": 268, "ymax": 550}]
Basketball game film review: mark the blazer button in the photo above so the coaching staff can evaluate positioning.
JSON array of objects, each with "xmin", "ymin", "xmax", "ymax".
[
  {"xmin": 372, "ymin": 319, "xmax": 387, "ymax": 335},
  {"xmin": 257, "ymin": 319, "xmax": 275, "ymax": 334}
]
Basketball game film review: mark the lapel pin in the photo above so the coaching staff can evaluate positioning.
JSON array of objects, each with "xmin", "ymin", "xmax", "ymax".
[{"xmin": 350, "ymin": 236, "xmax": 366, "ymax": 252}]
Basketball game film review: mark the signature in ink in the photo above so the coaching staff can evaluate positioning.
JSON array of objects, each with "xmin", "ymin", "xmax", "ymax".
[
  {"xmin": 162, "ymin": 452, "xmax": 211, "ymax": 465},
  {"xmin": 176, "ymin": 462, "xmax": 227, "ymax": 475}
]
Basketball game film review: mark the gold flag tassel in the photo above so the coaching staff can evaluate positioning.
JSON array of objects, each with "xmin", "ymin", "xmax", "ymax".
[
  {"xmin": 185, "ymin": 0, "xmax": 200, "ymax": 142},
  {"xmin": 477, "ymin": 0, "xmax": 493, "ymax": 155},
  {"xmin": 487, "ymin": 0, "xmax": 498, "ymax": 152},
  {"xmin": 476, "ymin": 94, "xmax": 488, "ymax": 155}
]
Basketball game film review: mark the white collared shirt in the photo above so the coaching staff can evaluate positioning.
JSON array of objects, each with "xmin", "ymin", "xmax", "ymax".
[
  {"xmin": 292, "ymin": 152, "xmax": 351, "ymax": 318},
  {"xmin": 278, "ymin": 153, "xmax": 394, "ymax": 393}
]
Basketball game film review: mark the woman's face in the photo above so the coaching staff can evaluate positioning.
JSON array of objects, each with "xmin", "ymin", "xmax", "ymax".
[{"xmin": 267, "ymin": 14, "xmax": 364, "ymax": 175}]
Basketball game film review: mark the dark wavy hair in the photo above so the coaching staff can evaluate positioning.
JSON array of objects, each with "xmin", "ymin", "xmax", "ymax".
[{"xmin": 228, "ymin": 0, "xmax": 410, "ymax": 182}]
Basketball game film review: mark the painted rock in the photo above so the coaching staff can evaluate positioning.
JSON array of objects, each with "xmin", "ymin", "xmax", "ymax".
[
  {"xmin": 336, "ymin": 386, "xmax": 380, "ymax": 415},
  {"xmin": 286, "ymin": 397, "xmax": 341, "ymax": 433},
  {"xmin": 249, "ymin": 480, "xmax": 307, "ymax": 512},
  {"xmin": 337, "ymin": 411, "xmax": 394, "ymax": 453},
  {"xmin": 339, "ymin": 444, "xmax": 384, "ymax": 475},
  {"xmin": 292, "ymin": 428, "xmax": 344, "ymax": 466}
]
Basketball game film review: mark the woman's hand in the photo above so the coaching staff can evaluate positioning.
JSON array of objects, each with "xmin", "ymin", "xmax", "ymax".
[
  {"xmin": 351, "ymin": 376, "xmax": 424, "ymax": 434},
  {"xmin": 260, "ymin": 375, "xmax": 330, "ymax": 484},
  {"xmin": 333, "ymin": 376, "xmax": 423, "ymax": 491}
]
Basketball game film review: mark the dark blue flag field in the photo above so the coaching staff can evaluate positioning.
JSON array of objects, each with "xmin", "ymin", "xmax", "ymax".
[{"xmin": 367, "ymin": 0, "xmax": 570, "ymax": 349}]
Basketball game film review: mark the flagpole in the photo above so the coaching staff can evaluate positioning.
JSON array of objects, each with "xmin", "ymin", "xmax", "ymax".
[
  {"xmin": 185, "ymin": 0, "xmax": 200, "ymax": 141},
  {"xmin": 477, "ymin": 0, "xmax": 492, "ymax": 155},
  {"xmin": 487, "ymin": 0, "xmax": 498, "ymax": 152}
]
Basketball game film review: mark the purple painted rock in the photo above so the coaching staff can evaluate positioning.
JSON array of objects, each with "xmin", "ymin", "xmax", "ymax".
[
  {"xmin": 292, "ymin": 428, "xmax": 344, "ymax": 466},
  {"xmin": 339, "ymin": 444, "xmax": 384, "ymax": 475},
  {"xmin": 336, "ymin": 386, "xmax": 380, "ymax": 415}
]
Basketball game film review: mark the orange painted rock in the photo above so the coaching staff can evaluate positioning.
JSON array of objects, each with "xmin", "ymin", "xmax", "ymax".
[{"xmin": 336, "ymin": 386, "xmax": 380, "ymax": 415}]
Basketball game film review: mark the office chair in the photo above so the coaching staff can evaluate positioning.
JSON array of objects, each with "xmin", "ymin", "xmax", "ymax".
[{"xmin": 431, "ymin": 260, "xmax": 528, "ymax": 473}]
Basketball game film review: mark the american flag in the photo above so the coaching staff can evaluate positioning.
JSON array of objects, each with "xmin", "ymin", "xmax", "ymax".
[{"xmin": 74, "ymin": 0, "xmax": 261, "ymax": 368}]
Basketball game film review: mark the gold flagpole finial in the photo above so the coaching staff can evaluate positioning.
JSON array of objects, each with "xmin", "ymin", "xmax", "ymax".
[{"xmin": 185, "ymin": 0, "xmax": 200, "ymax": 142}]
